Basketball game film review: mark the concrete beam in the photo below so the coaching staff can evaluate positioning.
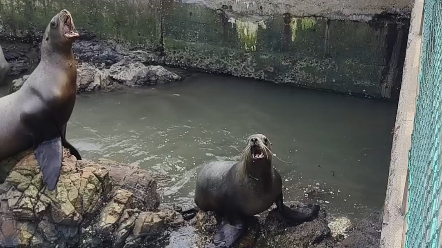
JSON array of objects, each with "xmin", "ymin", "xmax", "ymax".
[
  {"xmin": 380, "ymin": 0, "xmax": 423, "ymax": 246},
  {"xmin": 181, "ymin": 0, "xmax": 412, "ymax": 19}
]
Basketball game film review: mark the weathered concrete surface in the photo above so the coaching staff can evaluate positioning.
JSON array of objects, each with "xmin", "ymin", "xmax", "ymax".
[
  {"xmin": 0, "ymin": 0, "xmax": 410, "ymax": 98},
  {"xmin": 180, "ymin": 0, "xmax": 412, "ymax": 18},
  {"xmin": 163, "ymin": 2, "xmax": 409, "ymax": 98},
  {"xmin": 380, "ymin": 0, "xmax": 423, "ymax": 246}
]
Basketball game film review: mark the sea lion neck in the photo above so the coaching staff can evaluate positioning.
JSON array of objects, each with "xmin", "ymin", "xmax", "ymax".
[
  {"xmin": 40, "ymin": 40, "xmax": 75, "ymax": 65},
  {"xmin": 243, "ymin": 158, "xmax": 273, "ymax": 182}
]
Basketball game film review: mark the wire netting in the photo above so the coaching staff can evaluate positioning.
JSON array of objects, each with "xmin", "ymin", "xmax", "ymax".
[{"xmin": 405, "ymin": 0, "xmax": 442, "ymax": 247}]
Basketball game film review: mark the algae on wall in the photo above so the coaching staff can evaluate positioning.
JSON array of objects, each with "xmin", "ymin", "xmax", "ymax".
[
  {"xmin": 0, "ymin": 0, "xmax": 407, "ymax": 98},
  {"xmin": 0, "ymin": 0, "xmax": 161, "ymax": 50},
  {"xmin": 232, "ymin": 18, "xmax": 267, "ymax": 52},
  {"xmin": 290, "ymin": 17, "xmax": 317, "ymax": 41}
]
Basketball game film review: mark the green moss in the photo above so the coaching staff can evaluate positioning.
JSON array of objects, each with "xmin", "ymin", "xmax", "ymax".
[
  {"xmin": 0, "ymin": 0, "xmax": 161, "ymax": 49},
  {"xmin": 290, "ymin": 17, "xmax": 317, "ymax": 42},
  {"xmin": 234, "ymin": 19, "xmax": 266, "ymax": 52}
]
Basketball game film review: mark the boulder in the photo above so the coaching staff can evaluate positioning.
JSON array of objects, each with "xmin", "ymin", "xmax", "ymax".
[
  {"xmin": 0, "ymin": 150, "xmax": 181, "ymax": 248},
  {"xmin": 0, "ymin": 45, "xmax": 11, "ymax": 85},
  {"xmin": 73, "ymin": 40, "xmax": 124, "ymax": 66},
  {"xmin": 191, "ymin": 202, "xmax": 336, "ymax": 248},
  {"xmin": 76, "ymin": 63, "xmax": 116, "ymax": 93},
  {"xmin": 336, "ymin": 210, "xmax": 383, "ymax": 248},
  {"xmin": 9, "ymin": 59, "xmax": 184, "ymax": 94},
  {"xmin": 108, "ymin": 58, "xmax": 182, "ymax": 86}
]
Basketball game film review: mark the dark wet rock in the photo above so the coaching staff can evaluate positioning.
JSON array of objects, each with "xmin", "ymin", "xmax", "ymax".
[
  {"xmin": 192, "ymin": 202, "xmax": 335, "ymax": 247},
  {"xmin": 0, "ymin": 45, "xmax": 10, "ymax": 85},
  {"xmin": 0, "ymin": 149, "xmax": 182, "ymax": 248},
  {"xmin": 1, "ymin": 42, "xmax": 39, "ymax": 76},
  {"xmin": 73, "ymin": 40, "xmax": 124, "ymax": 66},
  {"xmin": 262, "ymin": 205, "xmax": 334, "ymax": 247},
  {"xmin": 336, "ymin": 210, "xmax": 383, "ymax": 248},
  {"xmin": 108, "ymin": 58, "xmax": 182, "ymax": 86},
  {"xmin": 9, "ymin": 59, "xmax": 184, "ymax": 94}
]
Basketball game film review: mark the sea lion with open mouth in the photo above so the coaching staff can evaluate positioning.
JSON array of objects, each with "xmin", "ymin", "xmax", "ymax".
[
  {"xmin": 195, "ymin": 134, "xmax": 320, "ymax": 247},
  {"xmin": 0, "ymin": 9, "xmax": 81, "ymax": 191}
]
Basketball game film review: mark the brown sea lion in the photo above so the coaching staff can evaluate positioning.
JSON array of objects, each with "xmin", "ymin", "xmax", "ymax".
[
  {"xmin": 195, "ymin": 134, "xmax": 320, "ymax": 247},
  {"xmin": 0, "ymin": 9, "xmax": 81, "ymax": 190}
]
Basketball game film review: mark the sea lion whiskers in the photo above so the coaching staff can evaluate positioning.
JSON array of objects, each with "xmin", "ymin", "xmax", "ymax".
[{"xmin": 194, "ymin": 133, "xmax": 321, "ymax": 247}]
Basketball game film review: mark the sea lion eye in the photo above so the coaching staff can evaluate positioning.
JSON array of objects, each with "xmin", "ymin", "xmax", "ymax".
[
  {"xmin": 264, "ymin": 138, "xmax": 268, "ymax": 143},
  {"xmin": 50, "ymin": 20, "xmax": 57, "ymax": 28}
]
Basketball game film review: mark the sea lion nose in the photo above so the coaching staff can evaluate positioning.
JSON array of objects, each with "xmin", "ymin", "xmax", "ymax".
[
  {"xmin": 61, "ymin": 9, "xmax": 69, "ymax": 14},
  {"xmin": 251, "ymin": 138, "xmax": 258, "ymax": 143}
]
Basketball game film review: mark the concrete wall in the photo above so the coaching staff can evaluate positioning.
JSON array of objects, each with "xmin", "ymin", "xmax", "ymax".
[
  {"xmin": 0, "ymin": 0, "xmax": 411, "ymax": 98},
  {"xmin": 380, "ymin": 0, "xmax": 422, "ymax": 246}
]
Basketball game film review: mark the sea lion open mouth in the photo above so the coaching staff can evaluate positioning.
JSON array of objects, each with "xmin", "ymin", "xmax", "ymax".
[
  {"xmin": 251, "ymin": 145, "xmax": 265, "ymax": 159},
  {"xmin": 62, "ymin": 14, "xmax": 79, "ymax": 39}
]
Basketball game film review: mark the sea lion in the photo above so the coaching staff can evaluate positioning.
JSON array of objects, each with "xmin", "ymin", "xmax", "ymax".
[
  {"xmin": 195, "ymin": 134, "xmax": 320, "ymax": 247},
  {"xmin": 0, "ymin": 9, "xmax": 82, "ymax": 190},
  {"xmin": 0, "ymin": 45, "xmax": 10, "ymax": 85}
]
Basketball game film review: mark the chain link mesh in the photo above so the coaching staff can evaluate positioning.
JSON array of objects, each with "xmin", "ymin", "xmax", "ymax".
[{"xmin": 405, "ymin": 0, "xmax": 442, "ymax": 247}]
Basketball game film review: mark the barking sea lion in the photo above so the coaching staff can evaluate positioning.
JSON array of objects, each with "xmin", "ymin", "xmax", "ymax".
[
  {"xmin": 195, "ymin": 134, "xmax": 320, "ymax": 247},
  {"xmin": 0, "ymin": 9, "xmax": 82, "ymax": 190}
]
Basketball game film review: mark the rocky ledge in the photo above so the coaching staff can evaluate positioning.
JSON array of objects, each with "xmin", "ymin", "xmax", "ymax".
[
  {"xmin": 0, "ymin": 150, "xmax": 183, "ymax": 248},
  {"xmin": 9, "ymin": 58, "xmax": 183, "ymax": 94},
  {"xmin": 0, "ymin": 150, "xmax": 380, "ymax": 248},
  {"xmin": 3, "ymin": 38, "xmax": 186, "ymax": 94}
]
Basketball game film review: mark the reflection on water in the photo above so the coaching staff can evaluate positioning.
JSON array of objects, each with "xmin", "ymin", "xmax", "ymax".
[
  {"xmin": 66, "ymin": 73, "xmax": 396, "ymax": 221},
  {"xmin": 0, "ymin": 73, "xmax": 397, "ymax": 221}
]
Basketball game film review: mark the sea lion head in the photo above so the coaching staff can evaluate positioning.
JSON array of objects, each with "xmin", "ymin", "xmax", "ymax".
[
  {"xmin": 244, "ymin": 134, "xmax": 272, "ymax": 164},
  {"xmin": 42, "ymin": 9, "xmax": 79, "ymax": 53}
]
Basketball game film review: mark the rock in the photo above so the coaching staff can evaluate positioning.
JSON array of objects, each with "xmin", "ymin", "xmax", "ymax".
[
  {"xmin": 0, "ymin": 45, "xmax": 11, "ymax": 85},
  {"xmin": 8, "ymin": 75, "xmax": 29, "ymax": 94},
  {"xmin": 191, "ymin": 202, "xmax": 334, "ymax": 248},
  {"xmin": 93, "ymin": 159, "xmax": 160, "ymax": 211},
  {"xmin": 108, "ymin": 58, "xmax": 182, "ymax": 87},
  {"xmin": 77, "ymin": 63, "xmax": 115, "ymax": 93},
  {"xmin": 73, "ymin": 40, "xmax": 124, "ymax": 66},
  {"xmin": 0, "ymin": 149, "xmax": 170, "ymax": 247},
  {"xmin": 96, "ymin": 189, "xmax": 133, "ymax": 237},
  {"xmin": 1, "ymin": 42, "xmax": 39, "ymax": 76},
  {"xmin": 337, "ymin": 210, "xmax": 383, "ymax": 248},
  {"xmin": 328, "ymin": 216, "xmax": 352, "ymax": 240},
  {"xmin": 262, "ymin": 205, "xmax": 334, "ymax": 247}
]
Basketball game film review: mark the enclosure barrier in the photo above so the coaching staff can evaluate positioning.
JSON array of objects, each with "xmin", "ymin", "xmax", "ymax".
[
  {"xmin": 381, "ymin": 0, "xmax": 442, "ymax": 246},
  {"xmin": 405, "ymin": 0, "xmax": 442, "ymax": 246}
]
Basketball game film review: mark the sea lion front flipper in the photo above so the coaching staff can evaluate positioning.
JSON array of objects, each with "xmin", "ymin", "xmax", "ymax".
[
  {"xmin": 34, "ymin": 136, "xmax": 62, "ymax": 191},
  {"xmin": 60, "ymin": 126, "xmax": 82, "ymax": 160},
  {"xmin": 213, "ymin": 220, "xmax": 245, "ymax": 248},
  {"xmin": 275, "ymin": 193, "xmax": 320, "ymax": 223}
]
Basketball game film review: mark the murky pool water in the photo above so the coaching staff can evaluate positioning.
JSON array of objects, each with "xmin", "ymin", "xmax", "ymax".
[{"xmin": 0, "ymin": 73, "xmax": 397, "ymax": 222}]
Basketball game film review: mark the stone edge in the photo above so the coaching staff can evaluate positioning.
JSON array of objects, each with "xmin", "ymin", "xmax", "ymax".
[{"xmin": 380, "ymin": 0, "xmax": 423, "ymax": 247}]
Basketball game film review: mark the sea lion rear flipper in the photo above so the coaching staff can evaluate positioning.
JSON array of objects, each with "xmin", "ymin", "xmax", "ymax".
[
  {"xmin": 213, "ymin": 220, "xmax": 245, "ymax": 247},
  {"xmin": 34, "ymin": 136, "xmax": 62, "ymax": 191},
  {"xmin": 276, "ymin": 193, "xmax": 320, "ymax": 223},
  {"xmin": 61, "ymin": 126, "xmax": 82, "ymax": 160}
]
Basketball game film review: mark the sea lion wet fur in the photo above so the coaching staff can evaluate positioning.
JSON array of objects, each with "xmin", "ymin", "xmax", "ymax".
[
  {"xmin": 195, "ymin": 134, "xmax": 320, "ymax": 247},
  {"xmin": 0, "ymin": 9, "xmax": 82, "ymax": 191}
]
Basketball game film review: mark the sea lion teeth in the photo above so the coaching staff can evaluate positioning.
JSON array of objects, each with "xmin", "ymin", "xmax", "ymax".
[{"xmin": 0, "ymin": 9, "xmax": 82, "ymax": 191}]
